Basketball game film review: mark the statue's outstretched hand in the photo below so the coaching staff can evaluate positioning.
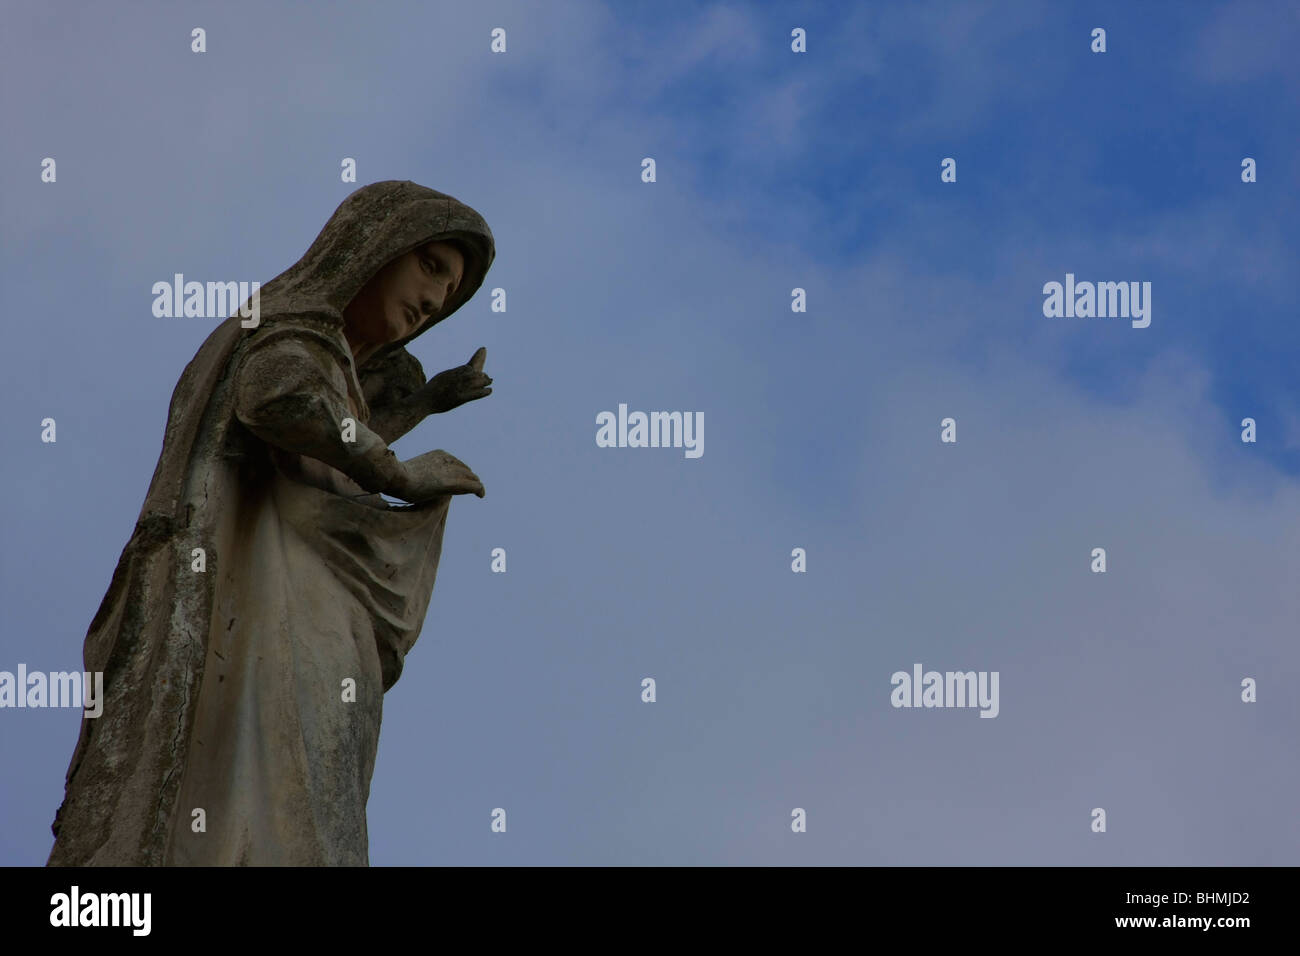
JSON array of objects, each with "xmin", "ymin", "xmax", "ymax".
[
  {"xmin": 392, "ymin": 449, "xmax": 485, "ymax": 501},
  {"xmin": 423, "ymin": 347, "xmax": 492, "ymax": 414}
]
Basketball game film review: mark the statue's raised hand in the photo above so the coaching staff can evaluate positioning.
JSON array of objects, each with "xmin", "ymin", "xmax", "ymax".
[
  {"xmin": 392, "ymin": 449, "xmax": 485, "ymax": 501},
  {"xmin": 423, "ymin": 347, "xmax": 492, "ymax": 414}
]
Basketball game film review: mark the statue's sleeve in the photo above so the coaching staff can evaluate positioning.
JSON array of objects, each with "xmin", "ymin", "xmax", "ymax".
[
  {"xmin": 233, "ymin": 331, "xmax": 405, "ymax": 494},
  {"xmin": 360, "ymin": 347, "xmax": 427, "ymax": 408}
]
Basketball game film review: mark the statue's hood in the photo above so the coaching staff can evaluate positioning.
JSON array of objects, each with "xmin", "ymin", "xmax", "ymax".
[{"xmin": 256, "ymin": 180, "xmax": 495, "ymax": 366}]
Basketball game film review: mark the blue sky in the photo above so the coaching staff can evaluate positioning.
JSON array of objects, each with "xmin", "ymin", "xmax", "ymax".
[{"xmin": 2, "ymin": 0, "xmax": 1298, "ymax": 865}]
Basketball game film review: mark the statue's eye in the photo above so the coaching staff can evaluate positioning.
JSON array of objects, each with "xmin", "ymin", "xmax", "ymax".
[{"xmin": 421, "ymin": 256, "xmax": 439, "ymax": 275}]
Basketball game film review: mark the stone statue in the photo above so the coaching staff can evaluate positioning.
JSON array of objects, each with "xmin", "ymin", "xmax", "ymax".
[{"xmin": 47, "ymin": 181, "xmax": 496, "ymax": 865}]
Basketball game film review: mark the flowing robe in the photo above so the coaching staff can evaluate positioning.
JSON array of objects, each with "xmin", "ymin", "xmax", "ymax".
[{"xmin": 167, "ymin": 326, "xmax": 451, "ymax": 865}]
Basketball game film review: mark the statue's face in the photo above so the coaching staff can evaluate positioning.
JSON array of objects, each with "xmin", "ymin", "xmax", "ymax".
[{"xmin": 344, "ymin": 240, "xmax": 465, "ymax": 347}]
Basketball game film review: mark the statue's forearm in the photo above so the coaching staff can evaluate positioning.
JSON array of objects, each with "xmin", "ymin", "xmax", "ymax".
[
  {"xmin": 238, "ymin": 391, "xmax": 409, "ymax": 495},
  {"xmin": 234, "ymin": 338, "xmax": 415, "ymax": 496}
]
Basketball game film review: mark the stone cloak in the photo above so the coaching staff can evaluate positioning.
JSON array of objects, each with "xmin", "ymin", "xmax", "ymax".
[{"xmin": 47, "ymin": 181, "xmax": 495, "ymax": 865}]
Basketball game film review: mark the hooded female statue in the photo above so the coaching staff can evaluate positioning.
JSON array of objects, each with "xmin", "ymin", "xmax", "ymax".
[{"xmin": 47, "ymin": 181, "xmax": 496, "ymax": 866}]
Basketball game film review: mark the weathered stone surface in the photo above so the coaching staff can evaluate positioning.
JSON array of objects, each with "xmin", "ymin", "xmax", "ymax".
[{"xmin": 48, "ymin": 182, "xmax": 496, "ymax": 866}]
